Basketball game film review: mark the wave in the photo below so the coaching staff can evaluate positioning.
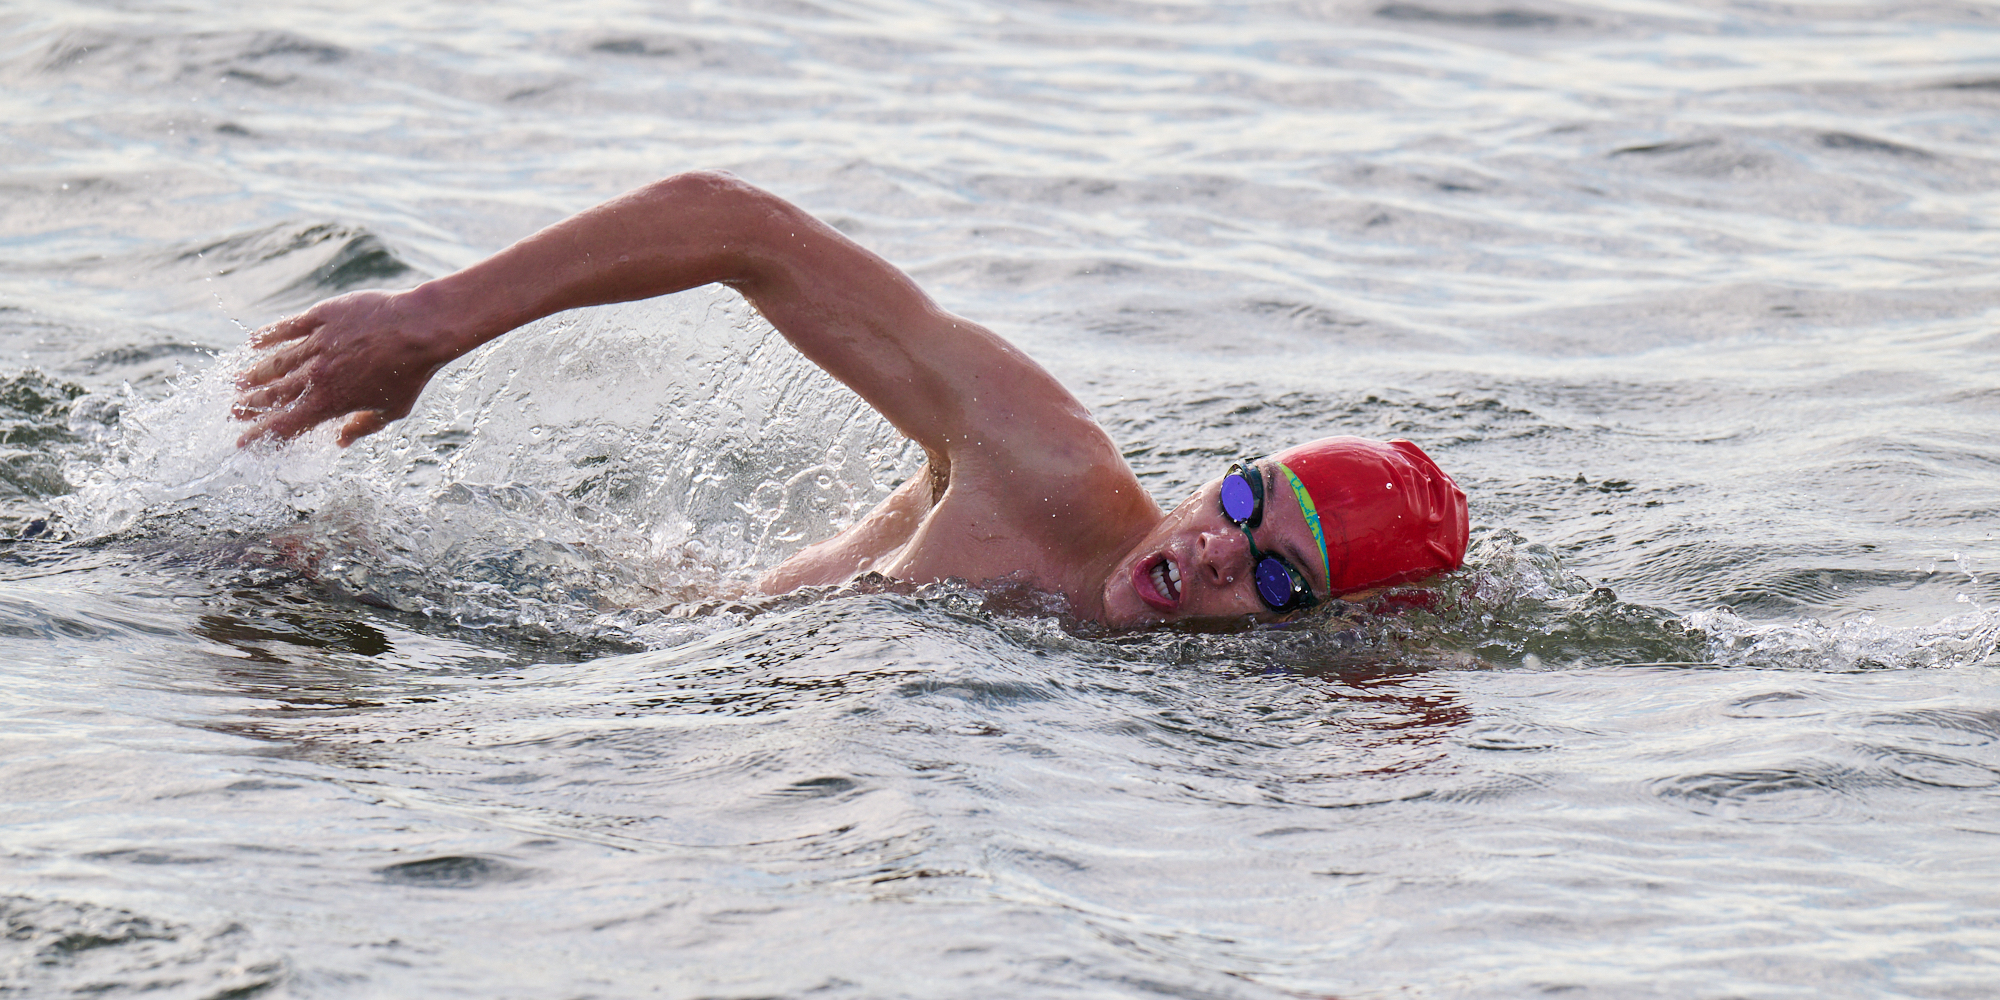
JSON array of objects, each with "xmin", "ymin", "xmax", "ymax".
[{"xmin": 48, "ymin": 288, "xmax": 913, "ymax": 642}]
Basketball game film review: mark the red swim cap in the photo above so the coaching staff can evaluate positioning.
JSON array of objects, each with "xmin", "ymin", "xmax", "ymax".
[{"xmin": 1269, "ymin": 436, "xmax": 1469, "ymax": 596}]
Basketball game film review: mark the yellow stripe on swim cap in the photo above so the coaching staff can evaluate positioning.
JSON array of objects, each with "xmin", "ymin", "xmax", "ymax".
[{"xmin": 1275, "ymin": 463, "xmax": 1328, "ymax": 583}]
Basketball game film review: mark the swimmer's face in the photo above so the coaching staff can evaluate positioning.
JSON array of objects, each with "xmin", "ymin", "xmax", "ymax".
[{"xmin": 1099, "ymin": 461, "xmax": 1332, "ymax": 629}]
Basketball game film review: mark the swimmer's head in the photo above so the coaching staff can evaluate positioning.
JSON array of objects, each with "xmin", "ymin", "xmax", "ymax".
[
  {"xmin": 1099, "ymin": 435, "xmax": 1467, "ymax": 627},
  {"xmin": 1265, "ymin": 436, "xmax": 1468, "ymax": 597}
]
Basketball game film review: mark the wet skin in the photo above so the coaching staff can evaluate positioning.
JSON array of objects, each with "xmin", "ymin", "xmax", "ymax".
[{"xmin": 1095, "ymin": 456, "xmax": 1333, "ymax": 629}]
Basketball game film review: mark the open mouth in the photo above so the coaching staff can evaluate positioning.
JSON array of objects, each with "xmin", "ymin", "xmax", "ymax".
[{"xmin": 1137, "ymin": 554, "xmax": 1182, "ymax": 609}]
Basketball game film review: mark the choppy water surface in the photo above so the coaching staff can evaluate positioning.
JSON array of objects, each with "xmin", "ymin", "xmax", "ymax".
[{"xmin": 5, "ymin": 1, "xmax": 2000, "ymax": 996}]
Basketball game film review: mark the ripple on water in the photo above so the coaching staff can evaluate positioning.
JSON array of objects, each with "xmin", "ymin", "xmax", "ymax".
[
  {"xmin": 1853, "ymin": 708, "xmax": 2000, "ymax": 791},
  {"xmin": 1719, "ymin": 689, "xmax": 1828, "ymax": 720},
  {"xmin": 1455, "ymin": 719, "xmax": 1577, "ymax": 751},
  {"xmin": 1649, "ymin": 762, "xmax": 1868, "ymax": 824},
  {"xmin": 1862, "ymin": 745, "xmax": 2000, "ymax": 791},
  {"xmin": 1861, "ymin": 707, "xmax": 2000, "ymax": 748}
]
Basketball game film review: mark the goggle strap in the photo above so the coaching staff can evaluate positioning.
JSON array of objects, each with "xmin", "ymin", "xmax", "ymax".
[{"xmin": 1275, "ymin": 463, "xmax": 1328, "ymax": 587}]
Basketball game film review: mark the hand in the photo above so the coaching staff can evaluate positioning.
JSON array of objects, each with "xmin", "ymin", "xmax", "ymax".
[{"xmin": 232, "ymin": 288, "xmax": 457, "ymax": 448}]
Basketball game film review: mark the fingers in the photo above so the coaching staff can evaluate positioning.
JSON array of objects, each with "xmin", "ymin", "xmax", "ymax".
[
  {"xmin": 247, "ymin": 312, "xmax": 318, "ymax": 350},
  {"xmin": 232, "ymin": 365, "xmax": 333, "ymax": 447},
  {"xmin": 236, "ymin": 407, "xmax": 388, "ymax": 450},
  {"xmin": 336, "ymin": 411, "xmax": 390, "ymax": 447},
  {"xmin": 234, "ymin": 340, "xmax": 312, "ymax": 389},
  {"xmin": 236, "ymin": 399, "xmax": 333, "ymax": 449},
  {"xmin": 230, "ymin": 370, "xmax": 308, "ymax": 420}
]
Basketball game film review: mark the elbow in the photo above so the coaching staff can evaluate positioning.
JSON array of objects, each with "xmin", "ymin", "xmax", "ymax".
[
  {"xmin": 652, "ymin": 167, "xmax": 747, "ymax": 193},
  {"xmin": 653, "ymin": 171, "xmax": 817, "ymax": 286},
  {"xmin": 617, "ymin": 169, "xmax": 800, "ymax": 287},
  {"xmin": 638, "ymin": 169, "xmax": 772, "ymax": 217}
]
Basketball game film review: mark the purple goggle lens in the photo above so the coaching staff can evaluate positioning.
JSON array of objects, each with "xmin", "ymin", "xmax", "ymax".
[
  {"xmin": 1219, "ymin": 472, "xmax": 1259, "ymax": 525},
  {"xmin": 1218, "ymin": 461, "xmax": 1318, "ymax": 615},
  {"xmin": 1255, "ymin": 558, "xmax": 1298, "ymax": 609}
]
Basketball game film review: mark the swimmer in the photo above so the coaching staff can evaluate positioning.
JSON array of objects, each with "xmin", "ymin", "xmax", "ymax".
[{"xmin": 232, "ymin": 171, "xmax": 1467, "ymax": 628}]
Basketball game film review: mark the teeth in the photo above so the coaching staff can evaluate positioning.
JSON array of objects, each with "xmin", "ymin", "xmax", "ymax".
[
  {"xmin": 1166, "ymin": 561, "xmax": 1181, "ymax": 591},
  {"xmin": 1150, "ymin": 560, "xmax": 1181, "ymax": 602}
]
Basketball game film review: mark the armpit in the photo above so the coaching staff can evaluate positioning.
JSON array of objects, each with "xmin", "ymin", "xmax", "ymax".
[{"xmin": 924, "ymin": 452, "xmax": 951, "ymax": 505}]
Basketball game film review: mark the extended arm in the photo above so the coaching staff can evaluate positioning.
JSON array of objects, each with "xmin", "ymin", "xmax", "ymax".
[{"xmin": 234, "ymin": 171, "xmax": 1078, "ymax": 452}]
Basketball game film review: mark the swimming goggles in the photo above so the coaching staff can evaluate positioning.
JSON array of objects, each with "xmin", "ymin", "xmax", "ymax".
[{"xmin": 1219, "ymin": 461, "xmax": 1320, "ymax": 614}]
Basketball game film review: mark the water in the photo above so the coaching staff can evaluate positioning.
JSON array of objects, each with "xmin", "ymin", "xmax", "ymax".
[{"xmin": 5, "ymin": 0, "xmax": 2000, "ymax": 996}]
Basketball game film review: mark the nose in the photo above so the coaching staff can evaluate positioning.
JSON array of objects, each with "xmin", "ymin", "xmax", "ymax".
[{"xmin": 1196, "ymin": 527, "xmax": 1253, "ymax": 586}]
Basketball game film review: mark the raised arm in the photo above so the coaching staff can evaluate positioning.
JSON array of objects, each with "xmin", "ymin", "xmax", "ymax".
[{"xmin": 233, "ymin": 171, "xmax": 1080, "ymax": 453}]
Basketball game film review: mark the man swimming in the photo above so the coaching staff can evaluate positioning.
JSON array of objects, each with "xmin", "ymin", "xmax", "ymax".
[{"xmin": 232, "ymin": 171, "xmax": 1467, "ymax": 628}]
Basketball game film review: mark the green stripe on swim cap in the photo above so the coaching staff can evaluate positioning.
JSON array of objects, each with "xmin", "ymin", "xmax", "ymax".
[{"xmin": 1275, "ymin": 463, "xmax": 1328, "ymax": 582}]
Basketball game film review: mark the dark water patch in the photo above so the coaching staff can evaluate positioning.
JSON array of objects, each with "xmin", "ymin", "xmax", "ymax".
[
  {"xmin": 0, "ymin": 895, "xmax": 283, "ymax": 998},
  {"xmin": 472, "ymin": 771, "xmax": 545, "ymax": 786},
  {"xmin": 8, "ymin": 518, "xmax": 55, "ymax": 541},
  {"xmin": 72, "ymin": 341, "xmax": 215, "ymax": 379},
  {"xmin": 0, "ymin": 371, "xmax": 85, "ymax": 426},
  {"xmin": 1243, "ymin": 298, "xmax": 1376, "ymax": 334},
  {"xmin": 0, "ymin": 369, "xmax": 86, "ymax": 509},
  {"xmin": 186, "ymin": 589, "xmax": 598, "ymax": 690},
  {"xmin": 1817, "ymin": 131, "xmax": 1934, "ymax": 159},
  {"xmin": 1606, "ymin": 137, "xmax": 1774, "ymax": 178},
  {"xmin": 172, "ymin": 221, "xmax": 422, "ymax": 306},
  {"xmin": 376, "ymin": 855, "xmax": 528, "ymax": 888},
  {"xmin": 81, "ymin": 848, "xmax": 223, "ymax": 866},
  {"xmin": 179, "ymin": 221, "xmax": 362, "ymax": 273},
  {"xmin": 0, "ymin": 895, "xmax": 179, "ymax": 956},
  {"xmin": 591, "ymin": 36, "xmax": 708, "ymax": 61},
  {"xmin": 224, "ymin": 778, "xmax": 302, "ymax": 792},
  {"xmin": 264, "ymin": 234, "xmax": 416, "ymax": 303},
  {"xmin": 219, "ymin": 68, "xmax": 291, "ymax": 89},
  {"xmin": 1936, "ymin": 77, "xmax": 2000, "ymax": 91},
  {"xmin": 194, "ymin": 609, "xmax": 394, "ymax": 661},
  {"xmin": 232, "ymin": 34, "xmax": 346, "ymax": 64},
  {"xmin": 896, "ymin": 674, "xmax": 1072, "ymax": 711},
  {"xmin": 770, "ymin": 775, "xmax": 864, "ymax": 799},
  {"xmin": 1373, "ymin": 3, "xmax": 1572, "ymax": 30},
  {"xmin": 1608, "ymin": 138, "xmax": 1717, "ymax": 157}
]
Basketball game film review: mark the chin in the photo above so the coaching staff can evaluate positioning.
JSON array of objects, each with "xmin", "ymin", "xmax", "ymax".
[{"xmin": 1096, "ymin": 581, "xmax": 1167, "ymax": 629}]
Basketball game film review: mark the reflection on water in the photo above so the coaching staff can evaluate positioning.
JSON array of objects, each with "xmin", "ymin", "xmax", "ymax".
[{"xmin": 3, "ymin": 0, "xmax": 2000, "ymax": 997}]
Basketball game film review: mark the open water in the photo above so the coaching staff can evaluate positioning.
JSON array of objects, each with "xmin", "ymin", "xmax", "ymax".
[{"xmin": 4, "ymin": 1, "xmax": 2000, "ymax": 997}]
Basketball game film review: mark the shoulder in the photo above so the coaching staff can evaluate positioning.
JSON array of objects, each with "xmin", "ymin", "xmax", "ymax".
[{"xmin": 938, "ymin": 398, "xmax": 1144, "ymax": 537}]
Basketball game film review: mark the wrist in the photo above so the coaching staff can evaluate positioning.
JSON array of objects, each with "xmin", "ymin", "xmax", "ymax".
[{"xmin": 399, "ymin": 273, "xmax": 513, "ymax": 362}]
